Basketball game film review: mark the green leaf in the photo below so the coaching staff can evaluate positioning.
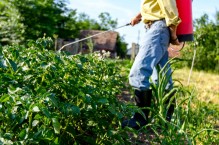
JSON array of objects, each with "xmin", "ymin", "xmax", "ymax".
[
  {"xmin": 108, "ymin": 106, "xmax": 116, "ymax": 114},
  {"xmin": 24, "ymin": 75, "xmax": 33, "ymax": 81},
  {"xmin": 71, "ymin": 105, "xmax": 80, "ymax": 115},
  {"xmin": 42, "ymin": 129, "xmax": 54, "ymax": 141},
  {"xmin": 54, "ymin": 137, "xmax": 59, "ymax": 145},
  {"xmin": 19, "ymin": 129, "xmax": 26, "ymax": 140},
  {"xmin": 42, "ymin": 108, "xmax": 51, "ymax": 118},
  {"xmin": 34, "ymin": 114, "xmax": 42, "ymax": 120},
  {"xmin": 8, "ymin": 86, "xmax": 22, "ymax": 94},
  {"xmin": 3, "ymin": 133, "xmax": 13, "ymax": 140},
  {"xmin": 87, "ymin": 120, "xmax": 97, "ymax": 126},
  {"xmin": 98, "ymin": 98, "xmax": 109, "ymax": 104},
  {"xmin": 8, "ymin": 58, "xmax": 17, "ymax": 72},
  {"xmin": 52, "ymin": 118, "xmax": 61, "ymax": 134},
  {"xmin": 0, "ymin": 94, "xmax": 10, "ymax": 102},
  {"xmin": 47, "ymin": 93, "xmax": 58, "ymax": 108}
]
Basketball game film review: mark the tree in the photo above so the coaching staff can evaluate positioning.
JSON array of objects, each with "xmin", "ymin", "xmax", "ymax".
[
  {"xmin": 0, "ymin": 0, "xmax": 25, "ymax": 45},
  {"xmin": 58, "ymin": 9, "xmax": 79, "ymax": 39},
  {"xmin": 116, "ymin": 35, "xmax": 128, "ymax": 58},
  {"xmin": 12, "ymin": 0, "xmax": 77, "ymax": 40},
  {"xmin": 181, "ymin": 12, "xmax": 219, "ymax": 72},
  {"xmin": 98, "ymin": 12, "xmax": 118, "ymax": 30},
  {"xmin": 76, "ymin": 13, "xmax": 101, "ymax": 32}
]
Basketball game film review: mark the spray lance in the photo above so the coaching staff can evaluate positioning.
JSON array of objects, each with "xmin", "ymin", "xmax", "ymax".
[{"xmin": 58, "ymin": 23, "xmax": 131, "ymax": 52}]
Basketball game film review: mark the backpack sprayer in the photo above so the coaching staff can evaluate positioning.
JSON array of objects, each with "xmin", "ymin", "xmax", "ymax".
[{"xmin": 175, "ymin": 0, "xmax": 195, "ymax": 85}]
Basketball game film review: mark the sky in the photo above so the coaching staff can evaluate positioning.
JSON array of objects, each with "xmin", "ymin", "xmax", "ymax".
[{"xmin": 69, "ymin": 0, "xmax": 219, "ymax": 48}]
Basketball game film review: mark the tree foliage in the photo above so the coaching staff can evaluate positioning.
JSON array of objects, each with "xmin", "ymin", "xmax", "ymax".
[
  {"xmin": 116, "ymin": 35, "xmax": 128, "ymax": 58},
  {"xmin": 98, "ymin": 12, "xmax": 118, "ymax": 30},
  {"xmin": 75, "ymin": 13, "xmax": 101, "ymax": 32},
  {"xmin": 12, "ymin": 0, "xmax": 75, "ymax": 40},
  {"xmin": 0, "ymin": 0, "xmax": 25, "ymax": 45},
  {"xmin": 181, "ymin": 12, "xmax": 219, "ymax": 72},
  {"xmin": 0, "ymin": 0, "xmax": 127, "ymax": 57}
]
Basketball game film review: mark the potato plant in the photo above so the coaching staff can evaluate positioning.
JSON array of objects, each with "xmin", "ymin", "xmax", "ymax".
[{"xmin": 0, "ymin": 38, "xmax": 129, "ymax": 144}]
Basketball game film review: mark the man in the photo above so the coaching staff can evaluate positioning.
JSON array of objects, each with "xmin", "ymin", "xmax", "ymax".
[{"xmin": 122, "ymin": 0, "xmax": 181, "ymax": 129}]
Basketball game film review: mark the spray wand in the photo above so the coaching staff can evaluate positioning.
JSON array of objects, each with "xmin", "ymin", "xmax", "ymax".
[{"xmin": 58, "ymin": 23, "xmax": 131, "ymax": 52}]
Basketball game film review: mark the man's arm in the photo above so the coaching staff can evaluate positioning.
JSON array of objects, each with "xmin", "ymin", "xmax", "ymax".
[
  {"xmin": 158, "ymin": 0, "xmax": 181, "ymax": 45},
  {"xmin": 130, "ymin": 13, "xmax": 142, "ymax": 26},
  {"xmin": 169, "ymin": 24, "xmax": 180, "ymax": 45}
]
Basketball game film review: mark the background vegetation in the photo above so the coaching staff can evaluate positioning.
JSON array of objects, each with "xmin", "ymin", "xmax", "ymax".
[
  {"xmin": 180, "ymin": 12, "xmax": 219, "ymax": 72},
  {"xmin": 0, "ymin": 0, "xmax": 126, "ymax": 57}
]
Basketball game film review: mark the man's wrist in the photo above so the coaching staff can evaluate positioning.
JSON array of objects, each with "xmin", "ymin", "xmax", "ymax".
[{"xmin": 171, "ymin": 37, "xmax": 178, "ymax": 41}]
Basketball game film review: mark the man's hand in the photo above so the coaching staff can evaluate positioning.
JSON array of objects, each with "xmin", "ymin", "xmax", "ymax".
[
  {"xmin": 169, "ymin": 25, "xmax": 180, "ymax": 45},
  {"xmin": 131, "ymin": 13, "xmax": 142, "ymax": 26}
]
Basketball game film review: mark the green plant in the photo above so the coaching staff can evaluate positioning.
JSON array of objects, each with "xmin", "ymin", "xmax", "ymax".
[
  {"xmin": 0, "ymin": 37, "xmax": 131, "ymax": 144},
  {"xmin": 149, "ymin": 60, "xmax": 218, "ymax": 144}
]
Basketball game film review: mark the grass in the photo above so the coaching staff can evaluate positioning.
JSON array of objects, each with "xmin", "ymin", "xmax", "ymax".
[
  {"xmin": 173, "ymin": 68, "xmax": 219, "ymax": 105},
  {"xmin": 173, "ymin": 67, "xmax": 219, "ymax": 144}
]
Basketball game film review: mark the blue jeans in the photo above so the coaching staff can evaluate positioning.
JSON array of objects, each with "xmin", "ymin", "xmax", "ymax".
[{"xmin": 129, "ymin": 20, "xmax": 173, "ymax": 91}]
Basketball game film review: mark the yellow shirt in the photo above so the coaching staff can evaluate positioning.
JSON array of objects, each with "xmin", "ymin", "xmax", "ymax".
[{"xmin": 141, "ymin": 0, "xmax": 181, "ymax": 26}]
